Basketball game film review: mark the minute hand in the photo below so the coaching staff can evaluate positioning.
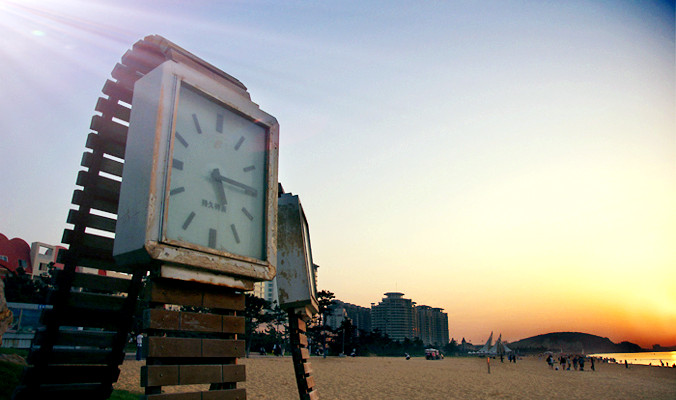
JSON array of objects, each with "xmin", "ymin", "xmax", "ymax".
[{"xmin": 213, "ymin": 169, "xmax": 258, "ymax": 197}]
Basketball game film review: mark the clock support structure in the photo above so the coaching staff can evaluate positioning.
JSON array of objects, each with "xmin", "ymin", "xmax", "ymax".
[{"xmin": 12, "ymin": 35, "xmax": 319, "ymax": 400}]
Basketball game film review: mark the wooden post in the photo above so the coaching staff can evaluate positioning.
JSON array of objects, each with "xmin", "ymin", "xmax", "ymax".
[{"xmin": 288, "ymin": 311, "xmax": 318, "ymax": 400}]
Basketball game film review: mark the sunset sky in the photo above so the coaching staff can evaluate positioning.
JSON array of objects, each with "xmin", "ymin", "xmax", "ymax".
[{"xmin": 0, "ymin": 0, "xmax": 673, "ymax": 348}]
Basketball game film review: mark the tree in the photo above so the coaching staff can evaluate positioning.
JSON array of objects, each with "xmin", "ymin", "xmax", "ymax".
[{"xmin": 243, "ymin": 293, "xmax": 274, "ymax": 357}]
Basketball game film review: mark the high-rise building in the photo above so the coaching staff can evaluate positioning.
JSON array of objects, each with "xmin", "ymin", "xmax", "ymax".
[
  {"xmin": 415, "ymin": 305, "xmax": 449, "ymax": 346},
  {"xmin": 371, "ymin": 292, "xmax": 416, "ymax": 342},
  {"xmin": 326, "ymin": 300, "xmax": 372, "ymax": 333}
]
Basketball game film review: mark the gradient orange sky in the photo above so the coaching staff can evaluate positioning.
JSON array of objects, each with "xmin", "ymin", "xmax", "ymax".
[{"xmin": 1, "ymin": 0, "xmax": 674, "ymax": 348}]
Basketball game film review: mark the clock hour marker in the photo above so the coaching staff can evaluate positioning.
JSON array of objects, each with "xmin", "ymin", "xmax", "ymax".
[
  {"xmin": 234, "ymin": 136, "xmax": 245, "ymax": 151},
  {"xmin": 182, "ymin": 212, "xmax": 196, "ymax": 230},
  {"xmin": 241, "ymin": 207, "xmax": 254, "ymax": 221},
  {"xmin": 216, "ymin": 114, "xmax": 224, "ymax": 133},
  {"xmin": 208, "ymin": 228, "xmax": 217, "ymax": 248},
  {"xmin": 173, "ymin": 159, "xmax": 184, "ymax": 170},
  {"xmin": 231, "ymin": 224, "xmax": 240, "ymax": 244},
  {"xmin": 192, "ymin": 113, "xmax": 202, "ymax": 134},
  {"xmin": 175, "ymin": 131, "xmax": 189, "ymax": 148},
  {"xmin": 243, "ymin": 165, "xmax": 255, "ymax": 172},
  {"xmin": 170, "ymin": 187, "xmax": 185, "ymax": 195}
]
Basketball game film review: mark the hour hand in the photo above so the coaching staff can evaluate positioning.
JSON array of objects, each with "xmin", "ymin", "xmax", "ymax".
[
  {"xmin": 211, "ymin": 168, "xmax": 258, "ymax": 197},
  {"xmin": 211, "ymin": 169, "xmax": 228, "ymax": 204}
]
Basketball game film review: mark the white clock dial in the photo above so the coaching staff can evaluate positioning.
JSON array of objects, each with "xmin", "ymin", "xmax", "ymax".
[{"xmin": 163, "ymin": 84, "xmax": 267, "ymax": 260}]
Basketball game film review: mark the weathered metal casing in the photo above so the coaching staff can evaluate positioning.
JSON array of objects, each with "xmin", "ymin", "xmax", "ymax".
[
  {"xmin": 276, "ymin": 193, "xmax": 319, "ymax": 316},
  {"xmin": 113, "ymin": 60, "xmax": 279, "ymax": 286}
]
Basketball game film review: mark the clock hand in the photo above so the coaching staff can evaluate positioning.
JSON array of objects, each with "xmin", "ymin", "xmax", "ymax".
[
  {"xmin": 210, "ymin": 169, "xmax": 228, "ymax": 204},
  {"xmin": 211, "ymin": 168, "xmax": 258, "ymax": 197}
]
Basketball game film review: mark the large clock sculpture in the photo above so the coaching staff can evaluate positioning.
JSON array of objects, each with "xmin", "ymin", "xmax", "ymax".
[{"xmin": 113, "ymin": 58, "xmax": 279, "ymax": 288}]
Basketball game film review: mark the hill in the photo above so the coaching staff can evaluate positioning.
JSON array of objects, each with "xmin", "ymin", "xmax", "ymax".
[{"xmin": 508, "ymin": 332, "xmax": 643, "ymax": 354}]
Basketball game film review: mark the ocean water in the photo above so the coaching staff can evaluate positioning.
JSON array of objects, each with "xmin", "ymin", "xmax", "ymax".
[{"xmin": 590, "ymin": 351, "xmax": 676, "ymax": 367}]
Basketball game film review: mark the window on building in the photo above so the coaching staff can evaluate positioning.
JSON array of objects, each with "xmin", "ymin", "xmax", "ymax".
[
  {"xmin": 0, "ymin": 255, "xmax": 8, "ymax": 262},
  {"xmin": 18, "ymin": 259, "xmax": 28, "ymax": 268}
]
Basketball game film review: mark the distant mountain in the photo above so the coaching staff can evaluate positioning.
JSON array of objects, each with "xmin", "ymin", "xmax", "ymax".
[{"xmin": 508, "ymin": 332, "xmax": 643, "ymax": 354}]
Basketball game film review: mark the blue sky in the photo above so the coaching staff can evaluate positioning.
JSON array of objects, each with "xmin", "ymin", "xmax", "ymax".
[{"xmin": 0, "ymin": 0, "xmax": 674, "ymax": 346}]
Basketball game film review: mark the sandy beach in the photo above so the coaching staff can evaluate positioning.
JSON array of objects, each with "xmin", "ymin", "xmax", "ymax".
[{"xmin": 114, "ymin": 355, "xmax": 676, "ymax": 399}]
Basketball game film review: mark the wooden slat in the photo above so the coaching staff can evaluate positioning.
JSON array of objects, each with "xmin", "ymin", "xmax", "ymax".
[
  {"xmin": 299, "ymin": 348, "xmax": 310, "ymax": 361},
  {"xmin": 41, "ymin": 307, "xmax": 124, "ymax": 330},
  {"xmin": 85, "ymin": 132, "xmax": 126, "ymax": 160},
  {"xmin": 142, "ymin": 364, "xmax": 245, "ymax": 387},
  {"xmin": 71, "ymin": 189, "xmax": 119, "ymax": 215},
  {"xmin": 22, "ymin": 365, "xmax": 120, "ymax": 384},
  {"xmin": 62, "ymin": 229, "xmax": 114, "ymax": 252},
  {"xmin": 307, "ymin": 389, "xmax": 319, "ymax": 400},
  {"xmin": 148, "ymin": 280, "xmax": 245, "ymax": 311},
  {"xmin": 35, "ymin": 328, "xmax": 116, "ymax": 348},
  {"xmin": 12, "ymin": 383, "xmax": 112, "ymax": 400},
  {"xmin": 102, "ymin": 79, "xmax": 133, "ymax": 105},
  {"xmin": 296, "ymin": 318, "xmax": 306, "ymax": 332},
  {"xmin": 122, "ymin": 45, "xmax": 166, "ymax": 74},
  {"xmin": 90, "ymin": 115, "xmax": 128, "ymax": 142},
  {"xmin": 146, "ymin": 337, "xmax": 245, "ymax": 358},
  {"xmin": 306, "ymin": 375, "xmax": 315, "ymax": 389},
  {"xmin": 95, "ymin": 97, "xmax": 131, "ymax": 122},
  {"xmin": 63, "ymin": 291, "xmax": 126, "ymax": 311},
  {"xmin": 111, "ymin": 62, "xmax": 142, "ymax": 90},
  {"xmin": 27, "ymin": 348, "xmax": 115, "ymax": 365},
  {"xmin": 144, "ymin": 309, "xmax": 245, "ymax": 334},
  {"xmin": 298, "ymin": 333, "xmax": 308, "ymax": 347},
  {"xmin": 143, "ymin": 388, "xmax": 247, "ymax": 400},
  {"xmin": 70, "ymin": 271, "xmax": 132, "ymax": 292},
  {"xmin": 75, "ymin": 170, "xmax": 121, "ymax": 198},
  {"xmin": 81, "ymin": 152, "xmax": 124, "ymax": 178},
  {"xmin": 67, "ymin": 209, "xmax": 117, "ymax": 233},
  {"xmin": 303, "ymin": 362, "xmax": 313, "ymax": 375}
]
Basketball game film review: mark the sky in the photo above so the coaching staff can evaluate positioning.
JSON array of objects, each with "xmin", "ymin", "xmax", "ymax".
[{"xmin": 0, "ymin": 0, "xmax": 674, "ymax": 348}]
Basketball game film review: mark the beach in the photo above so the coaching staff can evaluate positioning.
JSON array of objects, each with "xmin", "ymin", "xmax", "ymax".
[{"xmin": 115, "ymin": 355, "xmax": 676, "ymax": 399}]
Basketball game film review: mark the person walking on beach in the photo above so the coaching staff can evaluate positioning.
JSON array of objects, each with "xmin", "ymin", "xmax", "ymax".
[
  {"xmin": 546, "ymin": 355, "xmax": 554, "ymax": 369},
  {"xmin": 136, "ymin": 332, "xmax": 143, "ymax": 361},
  {"xmin": 579, "ymin": 356, "xmax": 585, "ymax": 371},
  {"xmin": 591, "ymin": 357, "xmax": 595, "ymax": 371}
]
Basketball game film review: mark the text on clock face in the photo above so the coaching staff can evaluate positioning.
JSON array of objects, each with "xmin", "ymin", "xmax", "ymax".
[{"xmin": 201, "ymin": 199, "xmax": 227, "ymax": 213}]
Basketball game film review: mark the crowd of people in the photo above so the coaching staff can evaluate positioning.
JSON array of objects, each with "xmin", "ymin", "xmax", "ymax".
[{"xmin": 545, "ymin": 354, "xmax": 595, "ymax": 371}]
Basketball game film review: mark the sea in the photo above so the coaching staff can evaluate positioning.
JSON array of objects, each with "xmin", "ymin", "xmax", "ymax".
[{"xmin": 589, "ymin": 351, "xmax": 676, "ymax": 367}]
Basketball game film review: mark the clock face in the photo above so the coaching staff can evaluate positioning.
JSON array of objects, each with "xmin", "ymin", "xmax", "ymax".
[{"xmin": 163, "ymin": 83, "xmax": 268, "ymax": 261}]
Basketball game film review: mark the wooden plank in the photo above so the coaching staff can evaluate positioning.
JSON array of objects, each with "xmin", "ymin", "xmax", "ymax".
[
  {"xmin": 64, "ymin": 291, "xmax": 126, "ymax": 311},
  {"xmin": 146, "ymin": 337, "xmax": 245, "ymax": 358},
  {"xmin": 201, "ymin": 389, "xmax": 247, "ymax": 400},
  {"xmin": 72, "ymin": 188, "xmax": 119, "ymax": 215},
  {"xmin": 90, "ymin": 115, "xmax": 129, "ymax": 141},
  {"xmin": 111, "ymin": 62, "xmax": 142, "ymax": 89},
  {"xmin": 299, "ymin": 348, "xmax": 310, "ymax": 361},
  {"xmin": 203, "ymin": 291, "xmax": 245, "ymax": 311},
  {"xmin": 13, "ymin": 383, "xmax": 112, "ymax": 400},
  {"xmin": 95, "ymin": 97, "xmax": 131, "ymax": 122},
  {"xmin": 148, "ymin": 280, "xmax": 244, "ymax": 311},
  {"xmin": 70, "ymin": 271, "xmax": 132, "ymax": 293},
  {"xmin": 144, "ymin": 309, "xmax": 180, "ymax": 331},
  {"xmin": 221, "ymin": 315, "xmax": 245, "ymax": 334},
  {"xmin": 179, "ymin": 364, "xmax": 222, "ymax": 385},
  {"xmin": 296, "ymin": 318, "xmax": 306, "ymax": 332},
  {"xmin": 298, "ymin": 333, "xmax": 308, "ymax": 347},
  {"xmin": 143, "ymin": 392, "xmax": 200, "ymax": 400},
  {"xmin": 67, "ymin": 209, "xmax": 117, "ymax": 233},
  {"xmin": 102, "ymin": 78, "xmax": 133, "ymax": 105},
  {"xmin": 22, "ymin": 365, "xmax": 120, "ymax": 384},
  {"xmin": 141, "ymin": 365, "xmax": 178, "ymax": 387},
  {"xmin": 303, "ymin": 362, "xmax": 313, "ymax": 375},
  {"xmin": 306, "ymin": 375, "xmax": 315, "ymax": 390},
  {"xmin": 147, "ymin": 337, "xmax": 201, "ymax": 358},
  {"xmin": 85, "ymin": 132, "xmax": 126, "ymax": 160},
  {"xmin": 27, "ymin": 348, "xmax": 113, "ymax": 365},
  {"xmin": 180, "ymin": 311, "xmax": 222, "ymax": 332},
  {"xmin": 221, "ymin": 364, "xmax": 246, "ymax": 382},
  {"xmin": 41, "ymin": 307, "xmax": 124, "ymax": 330},
  {"xmin": 201, "ymin": 339, "xmax": 245, "ymax": 358},
  {"xmin": 81, "ymin": 151, "xmax": 124, "ymax": 178},
  {"xmin": 62, "ymin": 229, "xmax": 114, "ymax": 252},
  {"xmin": 122, "ymin": 46, "xmax": 166, "ymax": 75},
  {"xmin": 35, "ymin": 328, "xmax": 115, "ymax": 348},
  {"xmin": 307, "ymin": 389, "xmax": 319, "ymax": 400},
  {"xmin": 75, "ymin": 170, "xmax": 121, "ymax": 198}
]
